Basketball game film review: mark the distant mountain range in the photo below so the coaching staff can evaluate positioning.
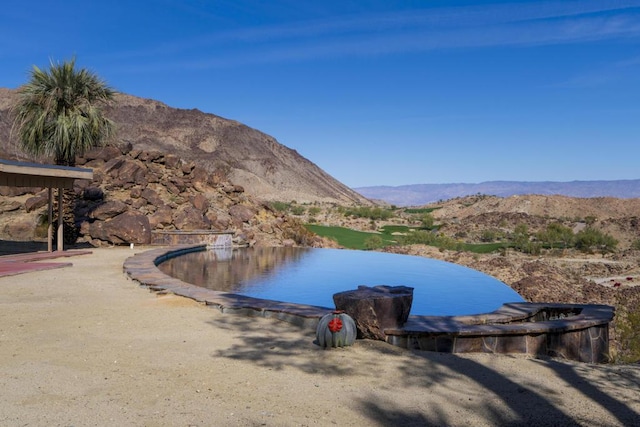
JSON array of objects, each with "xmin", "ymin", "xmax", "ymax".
[{"xmin": 355, "ymin": 180, "xmax": 640, "ymax": 206}]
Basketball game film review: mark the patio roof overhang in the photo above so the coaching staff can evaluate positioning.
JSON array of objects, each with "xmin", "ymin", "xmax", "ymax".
[
  {"xmin": 0, "ymin": 158, "xmax": 92, "ymax": 189},
  {"xmin": 0, "ymin": 158, "xmax": 93, "ymax": 252}
]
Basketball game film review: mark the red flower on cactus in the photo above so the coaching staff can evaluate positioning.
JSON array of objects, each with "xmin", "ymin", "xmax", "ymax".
[{"xmin": 328, "ymin": 317, "xmax": 343, "ymax": 333}]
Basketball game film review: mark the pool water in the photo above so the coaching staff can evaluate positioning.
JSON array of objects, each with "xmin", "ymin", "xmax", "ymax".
[{"xmin": 158, "ymin": 247, "xmax": 524, "ymax": 316}]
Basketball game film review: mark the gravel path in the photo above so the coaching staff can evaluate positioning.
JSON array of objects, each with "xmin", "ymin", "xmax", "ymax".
[{"xmin": 1, "ymin": 247, "xmax": 639, "ymax": 426}]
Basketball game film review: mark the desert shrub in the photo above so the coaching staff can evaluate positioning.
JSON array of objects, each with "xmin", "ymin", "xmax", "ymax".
[
  {"xmin": 575, "ymin": 227, "xmax": 618, "ymax": 254},
  {"xmin": 455, "ymin": 231, "xmax": 468, "ymax": 239},
  {"xmin": 290, "ymin": 205, "xmax": 305, "ymax": 215},
  {"xmin": 631, "ymin": 239, "xmax": 640, "ymax": 250},
  {"xmin": 34, "ymin": 214, "xmax": 49, "ymax": 239},
  {"xmin": 343, "ymin": 206, "xmax": 393, "ymax": 221},
  {"xmin": 437, "ymin": 235, "xmax": 464, "ymax": 251},
  {"xmin": 282, "ymin": 221, "xmax": 316, "ymax": 245},
  {"xmin": 420, "ymin": 213, "xmax": 435, "ymax": 229},
  {"xmin": 537, "ymin": 222, "xmax": 575, "ymax": 249},
  {"xmin": 364, "ymin": 235, "xmax": 384, "ymax": 250},
  {"xmin": 585, "ymin": 215, "xmax": 597, "ymax": 225},
  {"xmin": 511, "ymin": 223, "xmax": 530, "ymax": 252},
  {"xmin": 308, "ymin": 206, "xmax": 321, "ymax": 216},
  {"xmin": 404, "ymin": 207, "xmax": 439, "ymax": 214},
  {"xmin": 615, "ymin": 293, "xmax": 640, "ymax": 363},
  {"xmin": 481, "ymin": 229, "xmax": 498, "ymax": 242},
  {"xmin": 399, "ymin": 230, "xmax": 437, "ymax": 245},
  {"xmin": 270, "ymin": 201, "xmax": 290, "ymax": 212}
]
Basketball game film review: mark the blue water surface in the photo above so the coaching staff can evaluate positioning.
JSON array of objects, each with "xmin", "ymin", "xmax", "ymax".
[{"xmin": 158, "ymin": 247, "xmax": 524, "ymax": 316}]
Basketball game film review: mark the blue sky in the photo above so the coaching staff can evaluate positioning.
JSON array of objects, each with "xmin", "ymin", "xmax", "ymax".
[{"xmin": 1, "ymin": 1, "xmax": 639, "ymax": 188}]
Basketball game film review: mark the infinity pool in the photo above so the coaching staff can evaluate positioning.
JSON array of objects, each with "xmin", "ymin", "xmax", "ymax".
[{"xmin": 158, "ymin": 247, "xmax": 524, "ymax": 316}]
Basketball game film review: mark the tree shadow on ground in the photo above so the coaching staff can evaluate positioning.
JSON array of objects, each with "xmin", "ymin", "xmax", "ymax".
[
  {"xmin": 207, "ymin": 315, "xmax": 388, "ymax": 377},
  {"xmin": 207, "ymin": 313, "xmax": 640, "ymax": 426},
  {"xmin": 0, "ymin": 239, "xmax": 48, "ymax": 255},
  {"xmin": 0, "ymin": 239, "xmax": 93, "ymax": 256}
]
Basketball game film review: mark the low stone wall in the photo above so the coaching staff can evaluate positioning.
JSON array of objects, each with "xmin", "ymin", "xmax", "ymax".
[
  {"xmin": 124, "ymin": 245, "xmax": 328, "ymax": 329},
  {"xmin": 150, "ymin": 230, "xmax": 233, "ymax": 247},
  {"xmin": 384, "ymin": 303, "xmax": 614, "ymax": 363}
]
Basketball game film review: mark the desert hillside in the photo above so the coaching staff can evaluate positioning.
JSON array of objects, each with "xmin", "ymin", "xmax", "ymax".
[
  {"xmin": 0, "ymin": 88, "xmax": 369, "ymax": 205},
  {"xmin": 428, "ymin": 194, "xmax": 640, "ymax": 250},
  {"xmin": 432, "ymin": 194, "xmax": 640, "ymax": 220}
]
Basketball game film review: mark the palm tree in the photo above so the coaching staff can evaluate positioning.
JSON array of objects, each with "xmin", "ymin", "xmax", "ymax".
[
  {"xmin": 12, "ymin": 57, "xmax": 115, "ymax": 166},
  {"xmin": 12, "ymin": 58, "xmax": 115, "ymax": 245}
]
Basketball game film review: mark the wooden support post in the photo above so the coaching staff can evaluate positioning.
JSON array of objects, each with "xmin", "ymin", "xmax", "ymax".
[
  {"xmin": 47, "ymin": 187, "xmax": 53, "ymax": 252},
  {"xmin": 57, "ymin": 187, "xmax": 63, "ymax": 252}
]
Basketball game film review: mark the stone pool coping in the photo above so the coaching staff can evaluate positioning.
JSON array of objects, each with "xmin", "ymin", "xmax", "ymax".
[
  {"xmin": 124, "ymin": 244, "xmax": 615, "ymax": 363},
  {"xmin": 124, "ymin": 244, "xmax": 330, "ymax": 329}
]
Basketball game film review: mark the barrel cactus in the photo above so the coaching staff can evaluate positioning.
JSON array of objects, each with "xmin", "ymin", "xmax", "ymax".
[{"xmin": 316, "ymin": 310, "xmax": 357, "ymax": 348}]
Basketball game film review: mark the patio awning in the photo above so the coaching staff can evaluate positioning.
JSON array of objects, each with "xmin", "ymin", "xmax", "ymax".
[
  {"xmin": 0, "ymin": 158, "xmax": 92, "ymax": 189},
  {"xmin": 0, "ymin": 158, "xmax": 93, "ymax": 252}
]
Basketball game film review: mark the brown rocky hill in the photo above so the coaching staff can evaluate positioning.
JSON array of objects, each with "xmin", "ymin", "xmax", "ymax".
[
  {"xmin": 0, "ymin": 88, "xmax": 369, "ymax": 205},
  {"xmin": 432, "ymin": 194, "xmax": 640, "ymax": 220},
  {"xmin": 428, "ymin": 194, "xmax": 640, "ymax": 250}
]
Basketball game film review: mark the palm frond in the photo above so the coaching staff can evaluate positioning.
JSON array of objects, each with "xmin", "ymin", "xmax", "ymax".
[{"xmin": 11, "ymin": 57, "xmax": 116, "ymax": 166}]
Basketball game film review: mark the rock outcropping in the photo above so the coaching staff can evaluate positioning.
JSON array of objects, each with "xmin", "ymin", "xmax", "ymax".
[
  {"xmin": 0, "ymin": 88, "xmax": 370, "ymax": 205},
  {"xmin": 1, "ymin": 143, "xmax": 327, "ymax": 248}
]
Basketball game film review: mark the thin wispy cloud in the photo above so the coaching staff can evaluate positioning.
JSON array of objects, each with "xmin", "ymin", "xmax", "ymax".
[{"xmin": 103, "ymin": 0, "xmax": 640, "ymax": 74}]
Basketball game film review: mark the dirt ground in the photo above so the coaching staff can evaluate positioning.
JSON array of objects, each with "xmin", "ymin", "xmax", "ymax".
[{"xmin": 1, "ymin": 247, "xmax": 639, "ymax": 426}]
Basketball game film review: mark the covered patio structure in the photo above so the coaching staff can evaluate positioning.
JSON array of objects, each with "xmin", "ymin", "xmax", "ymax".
[{"xmin": 0, "ymin": 158, "xmax": 93, "ymax": 252}]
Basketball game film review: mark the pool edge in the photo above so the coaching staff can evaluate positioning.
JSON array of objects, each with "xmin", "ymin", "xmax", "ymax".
[{"xmin": 124, "ymin": 245, "xmax": 615, "ymax": 363}]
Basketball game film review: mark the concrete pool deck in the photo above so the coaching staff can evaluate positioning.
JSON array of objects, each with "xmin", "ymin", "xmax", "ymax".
[
  {"xmin": 124, "ymin": 244, "xmax": 615, "ymax": 363},
  {"xmin": 2, "ymin": 246, "xmax": 639, "ymax": 425}
]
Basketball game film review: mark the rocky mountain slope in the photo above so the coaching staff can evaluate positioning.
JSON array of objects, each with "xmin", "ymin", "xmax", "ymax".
[
  {"xmin": 0, "ymin": 142, "xmax": 328, "ymax": 249},
  {"xmin": 0, "ymin": 88, "xmax": 369, "ymax": 205}
]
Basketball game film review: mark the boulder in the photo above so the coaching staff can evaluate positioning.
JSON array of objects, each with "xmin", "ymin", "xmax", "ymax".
[
  {"xmin": 165, "ymin": 181, "xmax": 181, "ymax": 195},
  {"xmin": 87, "ymin": 211, "xmax": 151, "ymax": 245},
  {"xmin": 3, "ymin": 219, "xmax": 36, "ymax": 241},
  {"xmin": 1, "ymin": 199, "xmax": 24, "ymax": 213},
  {"xmin": 141, "ymin": 188, "xmax": 163, "ymax": 206},
  {"xmin": 182, "ymin": 162, "xmax": 196, "ymax": 174},
  {"xmin": 0, "ymin": 186, "xmax": 39, "ymax": 197},
  {"xmin": 24, "ymin": 196, "xmax": 47, "ymax": 213},
  {"xmin": 191, "ymin": 193, "xmax": 209, "ymax": 211},
  {"xmin": 164, "ymin": 154, "xmax": 181, "ymax": 169},
  {"xmin": 82, "ymin": 145, "xmax": 122, "ymax": 162},
  {"xmin": 116, "ymin": 159, "xmax": 147, "ymax": 185},
  {"xmin": 138, "ymin": 150, "xmax": 163, "ymax": 162},
  {"xmin": 89, "ymin": 200, "xmax": 129, "ymax": 220},
  {"xmin": 172, "ymin": 206, "xmax": 211, "ymax": 230},
  {"xmin": 149, "ymin": 205, "xmax": 173, "ymax": 228},
  {"xmin": 229, "ymin": 204, "xmax": 255, "ymax": 223},
  {"xmin": 170, "ymin": 177, "xmax": 186, "ymax": 193},
  {"xmin": 103, "ymin": 158, "xmax": 125, "ymax": 177},
  {"xmin": 333, "ymin": 285, "xmax": 414, "ymax": 341}
]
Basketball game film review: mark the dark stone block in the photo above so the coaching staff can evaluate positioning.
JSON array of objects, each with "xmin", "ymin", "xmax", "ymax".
[
  {"xmin": 589, "ymin": 325, "xmax": 610, "ymax": 363},
  {"xmin": 526, "ymin": 334, "xmax": 547, "ymax": 356},
  {"xmin": 453, "ymin": 336, "xmax": 485, "ymax": 353},
  {"xmin": 495, "ymin": 335, "xmax": 528, "ymax": 354},
  {"xmin": 434, "ymin": 336, "xmax": 455, "ymax": 353},
  {"xmin": 334, "ymin": 285, "xmax": 413, "ymax": 340}
]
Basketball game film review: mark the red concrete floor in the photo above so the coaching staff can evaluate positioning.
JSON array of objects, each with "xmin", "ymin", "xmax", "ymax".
[{"xmin": 0, "ymin": 250, "xmax": 92, "ymax": 277}]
